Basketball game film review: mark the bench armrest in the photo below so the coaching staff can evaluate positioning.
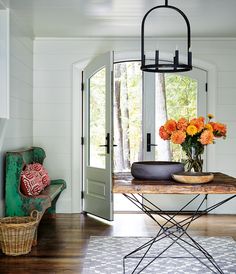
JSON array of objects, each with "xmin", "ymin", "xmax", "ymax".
[{"xmin": 51, "ymin": 179, "xmax": 66, "ymax": 190}]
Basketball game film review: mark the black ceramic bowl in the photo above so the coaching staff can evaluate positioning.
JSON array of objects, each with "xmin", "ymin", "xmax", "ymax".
[{"xmin": 131, "ymin": 161, "xmax": 184, "ymax": 180}]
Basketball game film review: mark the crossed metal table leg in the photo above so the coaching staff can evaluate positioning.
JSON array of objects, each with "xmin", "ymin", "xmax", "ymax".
[{"xmin": 122, "ymin": 193, "xmax": 236, "ymax": 274}]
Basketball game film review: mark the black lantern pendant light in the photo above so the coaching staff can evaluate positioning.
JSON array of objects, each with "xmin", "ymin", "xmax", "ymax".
[{"xmin": 141, "ymin": 0, "xmax": 192, "ymax": 73}]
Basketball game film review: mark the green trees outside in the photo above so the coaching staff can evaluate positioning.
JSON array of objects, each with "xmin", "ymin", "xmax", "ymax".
[
  {"xmin": 111, "ymin": 62, "xmax": 197, "ymax": 171},
  {"xmin": 114, "ymin": 62, "xmax": 142, "ymax": 171},
  {"xmin": 89, "ymin": 68, "xmax": 106, "ymax": 168},
  {"xmin": 165, "ymin": 74, "xmax": 197, "ymax": 161},
  {"xmin": 165, "ymin": 74, "xmax": 197, "ymax": 120}
]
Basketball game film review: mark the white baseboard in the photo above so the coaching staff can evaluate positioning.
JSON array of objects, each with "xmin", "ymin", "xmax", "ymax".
[{"xmin": 56, "ymin": 198, "xmax": 73, "ymax": 213}]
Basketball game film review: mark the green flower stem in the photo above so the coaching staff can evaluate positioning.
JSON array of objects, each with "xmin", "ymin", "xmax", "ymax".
[{"xmin": 182, "ymin": 144, "xmax": 204, "ymax": 172}]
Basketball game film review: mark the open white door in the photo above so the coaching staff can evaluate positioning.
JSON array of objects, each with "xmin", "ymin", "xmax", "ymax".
[{"xmin": 83, "ymin": 52, "xmax": 113, "ymax": 221}]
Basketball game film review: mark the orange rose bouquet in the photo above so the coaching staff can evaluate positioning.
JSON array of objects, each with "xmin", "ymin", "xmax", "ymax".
[{"xmin": 159, "ymin": 114, "xmax": 227, "ymax": 172}]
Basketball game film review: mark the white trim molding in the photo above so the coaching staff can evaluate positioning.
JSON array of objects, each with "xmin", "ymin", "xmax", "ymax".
[{"xmin": 71, "ymin": 60, "xmax": 88, "ymax": 213}]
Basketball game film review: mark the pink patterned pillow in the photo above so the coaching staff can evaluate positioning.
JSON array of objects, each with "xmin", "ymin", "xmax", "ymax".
[
  {"xmin": 20, "ymin": 170, "xmax": 44, "ymax": 196},
  {"xmin": 25, "ymin": 163, "xmax": 50, "ymax": 188}
]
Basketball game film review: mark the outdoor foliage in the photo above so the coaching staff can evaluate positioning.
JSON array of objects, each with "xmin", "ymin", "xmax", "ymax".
[
  {"xmin": 90, "ymin": 62, "xmax": 199, "ymax": 171},
  {"xmin": 89, "ymin": 68, "xmax": 106, "ymax": 168},
  {"xmin": 165, "ymin": 74, "xmax": 197, "ymax": 161},
  {"xmin": 113, "ymin": 62, "xmax": 142, "ymax": 171}
]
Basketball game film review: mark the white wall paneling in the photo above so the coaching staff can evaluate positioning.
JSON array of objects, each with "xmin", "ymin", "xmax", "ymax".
[
  {"xmin": 34, "ymin": 70, "xmax": 71, "ymax": 88},
  {"xmin": 34, "ymin": 87, "xmax": 71, "ymax": 104},
  {"xmin": 0, "ymin": 9, "xmax": 9, "ymax": 119},
  {"xmin": 33, "ymin": 121, "xmax": 71, "ymax": 137},
  {"xmin": 34, "ymin": 103, "xmax": 71, "ymax": 121},
  {"xmin": 33, "ymin": 37, "xmax": 236, "ymax": 214},
  {"xmin": 218, "ymin": 88, "xmax": 236, "ymax": 105},
  {"xmin": 10, "ymin": 76, "xmax": 33, "ymax": 102},
  {"xmin": 0, "ymin": 11, "xmax": 33, "ymax": 216}
]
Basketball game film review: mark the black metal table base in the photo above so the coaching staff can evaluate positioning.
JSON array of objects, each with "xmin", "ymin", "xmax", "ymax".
[{"xmin": 122, "ymin": 193, "xmax": 236, "ymax": 274}]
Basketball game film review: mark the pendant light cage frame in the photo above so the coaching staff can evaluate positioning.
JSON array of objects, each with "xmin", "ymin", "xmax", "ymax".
[{"xmin": 141, "ymin": 0, "xmax": 192, "ymax": 73}]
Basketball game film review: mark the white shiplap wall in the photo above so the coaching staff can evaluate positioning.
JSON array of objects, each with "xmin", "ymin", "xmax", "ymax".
[
  {"xmin": 34, "ymin": 38, "xmax": 236, "ymax": 214},
  {"xmin": 0, "ymin": 12, "xmax": 33, "ymax": 216}
]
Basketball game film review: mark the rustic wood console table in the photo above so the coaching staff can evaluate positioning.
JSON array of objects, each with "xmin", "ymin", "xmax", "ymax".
[{"xmin": 113, "ymin": 172, "xmax": 236, "ymax": 274}]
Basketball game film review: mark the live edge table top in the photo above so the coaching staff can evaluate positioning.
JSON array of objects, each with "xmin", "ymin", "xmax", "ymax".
[{"xmin": 112, "ymin": 172, "xmax": 236, "ymax": 194}]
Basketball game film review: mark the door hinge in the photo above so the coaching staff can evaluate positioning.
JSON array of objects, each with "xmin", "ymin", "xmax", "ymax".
[
  {"xmin": 81, "ymin": 137, "xmax": 84, "ymax": 145},
  {"xmin": 205, "ymin": 83, "xmax": 208, "ymax": 92},
  {"xmin": 81, "ymin": 191, "xmax": 84, "ymax": 199},
  {"xmin": 81, "ymin": 82, "xmax": 84, "ymax": 92}
]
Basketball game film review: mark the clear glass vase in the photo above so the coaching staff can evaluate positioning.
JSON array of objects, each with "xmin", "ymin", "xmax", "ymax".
[{"xmin": 184, "ymin": 145, "xmax": 204, "ymax": 172}]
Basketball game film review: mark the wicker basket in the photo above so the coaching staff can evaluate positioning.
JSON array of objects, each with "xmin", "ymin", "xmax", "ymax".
[{"xmin": 0, "ymin": 210, "xmax": 40, "ymax": 256}]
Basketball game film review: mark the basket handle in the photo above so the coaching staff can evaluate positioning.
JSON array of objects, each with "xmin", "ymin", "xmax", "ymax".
[{"xmin": 31, "ymin": 210, "xmax": 41, "ymax": 221}]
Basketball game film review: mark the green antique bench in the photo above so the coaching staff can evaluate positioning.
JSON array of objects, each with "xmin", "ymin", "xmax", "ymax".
[{"xmin": 5, "ymin": 147, "xmax": 66, "ymax": 217}]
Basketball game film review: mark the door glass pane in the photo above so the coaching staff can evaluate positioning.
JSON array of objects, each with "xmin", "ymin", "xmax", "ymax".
[
  {"xmin": 155, "ymin": 74, "xmax": 198, "ymax": 162},
  {"xmin": 88, "ymin": 67, "xmax": 106, "ymax": 168},
  {"xmin": 113, "ymin": 62, "xmax": 142, "ymax": 172}
]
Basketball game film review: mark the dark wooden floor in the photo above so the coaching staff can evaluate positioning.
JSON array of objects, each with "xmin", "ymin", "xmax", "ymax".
[{"xmin": 0, "ymin": 213, "xmax": 236, "ymax": 273}]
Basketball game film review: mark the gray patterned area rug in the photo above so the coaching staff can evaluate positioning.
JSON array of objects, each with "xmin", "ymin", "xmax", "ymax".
[{"xmin": 82, "ymin": 236, "xmax": 236, "ymax": 274}]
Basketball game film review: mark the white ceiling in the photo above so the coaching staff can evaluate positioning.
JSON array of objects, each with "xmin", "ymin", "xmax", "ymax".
[{"xmin": 2, "ymin": 0, "xmax": 236, "ymax": 38}]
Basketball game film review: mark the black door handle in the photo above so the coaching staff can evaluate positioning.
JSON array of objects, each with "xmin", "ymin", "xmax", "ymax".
[
  {"xmin": 99, "ymin": 133, "xmax": 110, "ymax": 154},
  {"xmin": 147, "ymin": 133, "xmax": 158, "ymax": 152}
]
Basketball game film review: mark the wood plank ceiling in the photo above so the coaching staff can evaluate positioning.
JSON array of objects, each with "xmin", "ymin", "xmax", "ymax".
[{"xmin": 2, "ymin": 0, "xmax": 236, "ymax": 38}]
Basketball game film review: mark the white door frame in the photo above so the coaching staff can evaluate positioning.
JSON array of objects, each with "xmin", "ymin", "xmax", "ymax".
[{"xmin": 71, "ymin": 52, "xmax": 217, "ymax": 213}]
